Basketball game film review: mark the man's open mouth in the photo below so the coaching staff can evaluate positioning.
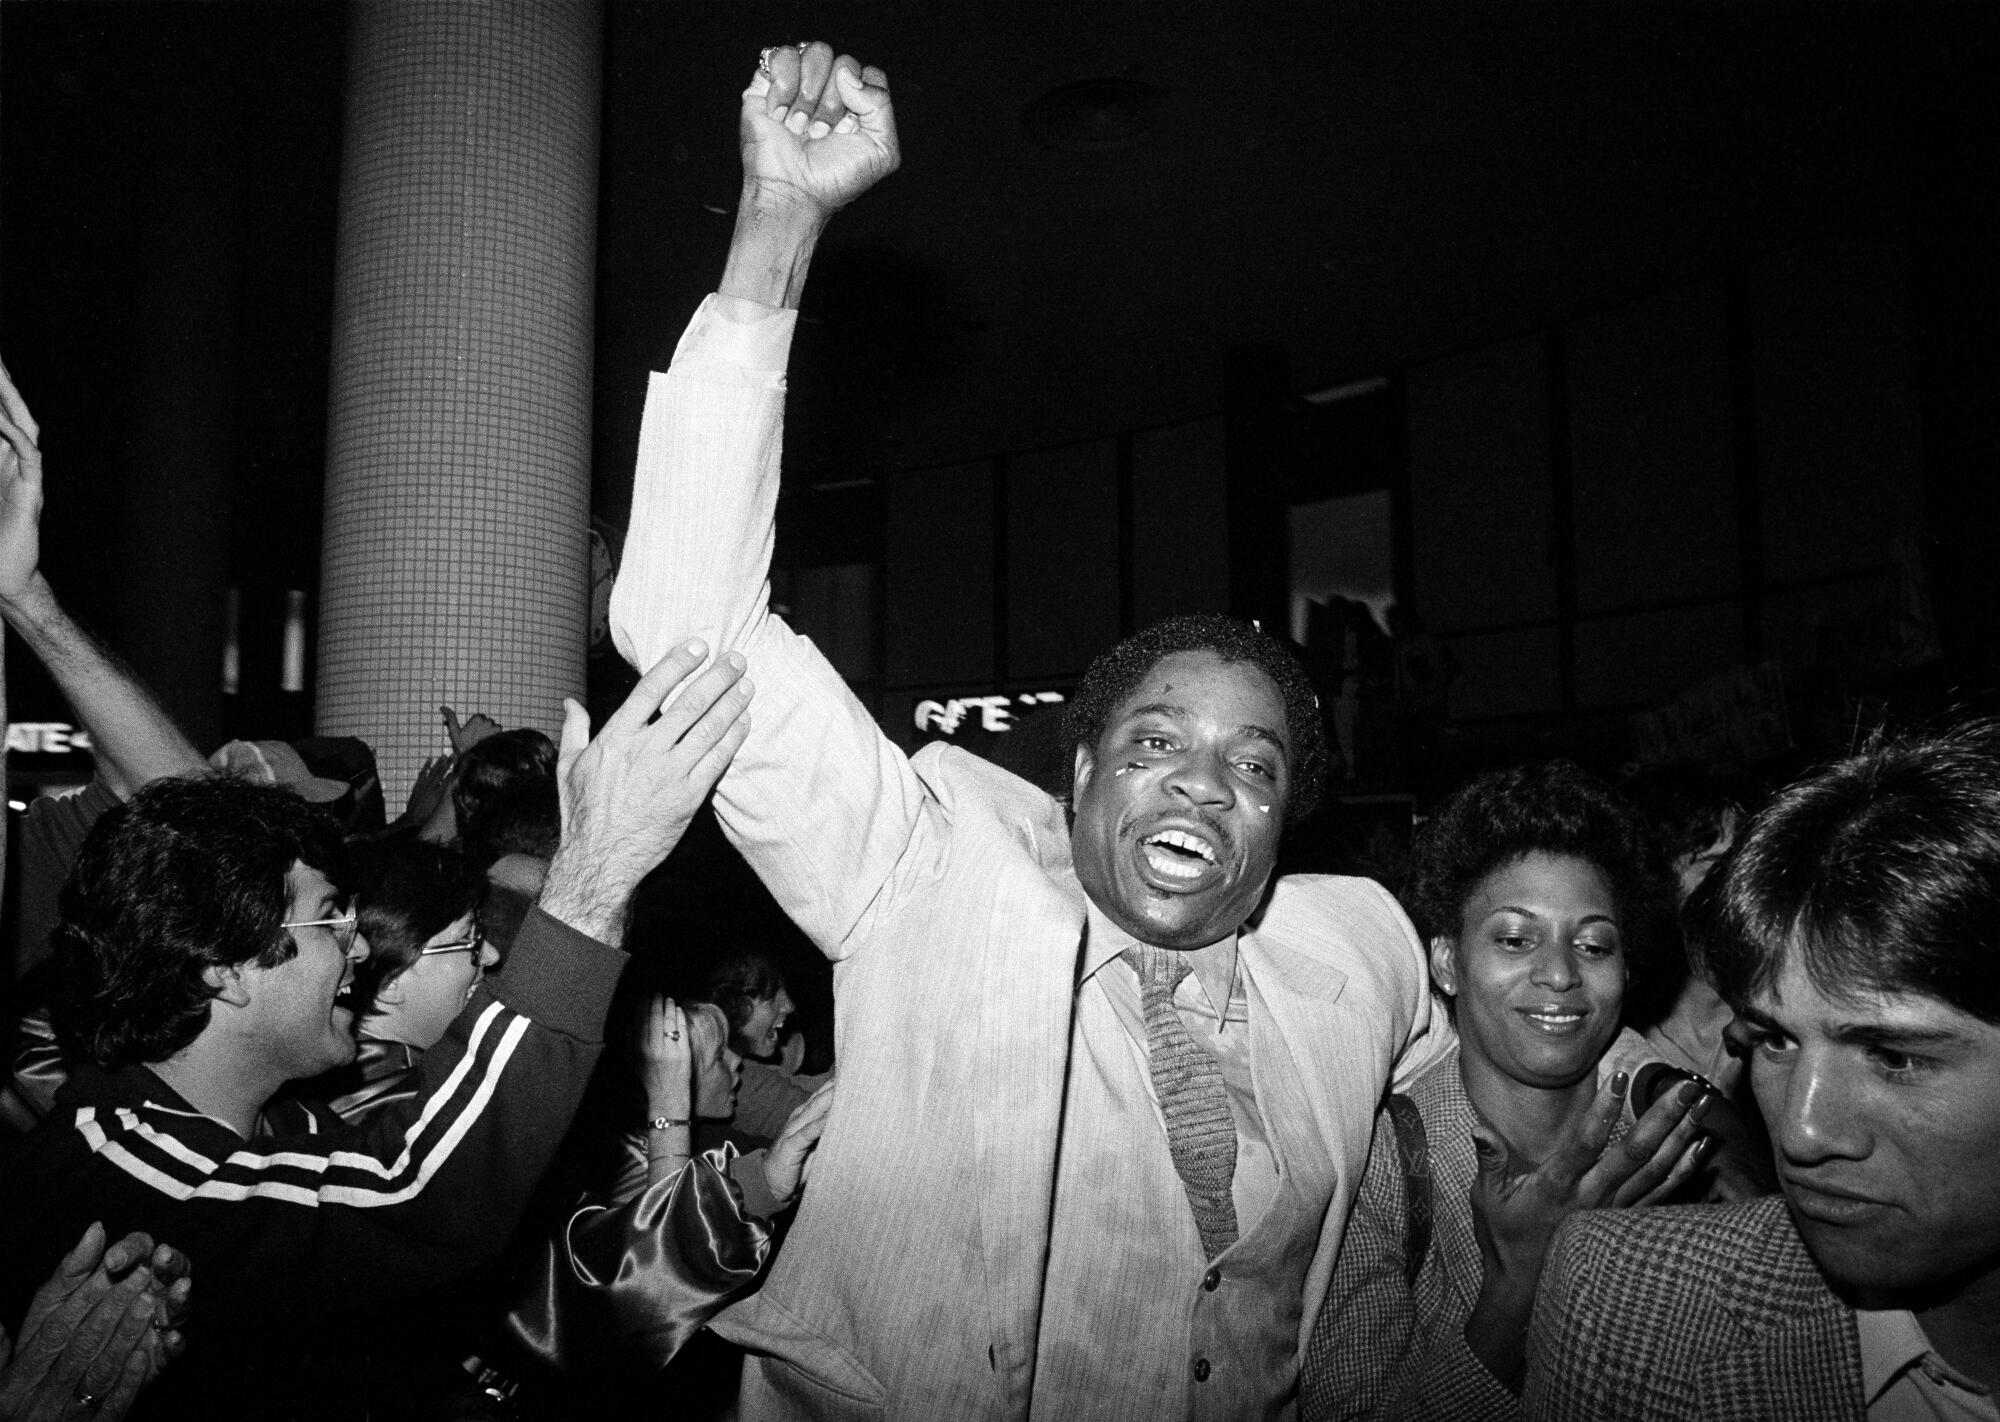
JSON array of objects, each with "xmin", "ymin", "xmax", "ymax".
[{"xmin": 1139, "ymin": 828, "xmax": 1219, "ymax": 882}]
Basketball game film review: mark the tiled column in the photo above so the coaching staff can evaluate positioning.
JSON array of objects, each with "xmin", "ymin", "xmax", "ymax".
[{"xmin": 318, "ymin": 0, "xmax": 600, "ymax": 802}]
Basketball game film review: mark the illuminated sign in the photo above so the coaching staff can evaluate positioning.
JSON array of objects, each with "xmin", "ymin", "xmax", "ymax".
[
  {"xmin": 6, "ymin": 722, "xmax": 95, "ymax": 755},
  {"xmin": 913, "ymin": 691, "xmax": 1065, "ymax": 736}
]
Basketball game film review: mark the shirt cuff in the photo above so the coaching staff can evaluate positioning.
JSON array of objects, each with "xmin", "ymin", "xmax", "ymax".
[
  {"xmin": 673, "ymin": 292, "xmax": 799, "ymax": 375},
  {"xmin": 489, "ymin": 906, "xmax": 627, "ymax": 1043}
]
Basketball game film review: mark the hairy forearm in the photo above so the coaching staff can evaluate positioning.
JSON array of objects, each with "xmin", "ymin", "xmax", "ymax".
[
  {"xmin": 0, "ymin": 575, "xmax": 203, "ymax": 797},
  {"xmin": 718, "ymin": 179, "xmax": 827, "ymax": 310},
  {"xmin": 535, "ymin": 844, "xmax": 644, "ymax": 948}
]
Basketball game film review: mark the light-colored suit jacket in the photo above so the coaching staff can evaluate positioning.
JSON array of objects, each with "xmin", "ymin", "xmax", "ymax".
[
  {"xmin": 610, "ymin": 296, "xmax": 1447, "ymax": 1421},
  {"xmin": 1523, "ymin": 1195, "xmax": 1865, "ymax": 1421}
]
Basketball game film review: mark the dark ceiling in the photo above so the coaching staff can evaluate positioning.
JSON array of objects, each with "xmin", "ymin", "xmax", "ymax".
[
  {"xmin": 591, "ymin": 1, "xmax": 1983, "ymax": 505},
  {"xmin": 0, "ymin": 1, "xmax": 1993, "ymax": 733}
]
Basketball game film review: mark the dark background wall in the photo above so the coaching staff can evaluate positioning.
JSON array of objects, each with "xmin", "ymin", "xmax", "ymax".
[{"xmin": 2, "ymin": 2, "xmax": 1995, "ymax": 799}]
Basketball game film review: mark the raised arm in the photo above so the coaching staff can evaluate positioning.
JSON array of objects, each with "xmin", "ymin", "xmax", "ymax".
[
  {"xmin": 0, "ymin": 359, "xmax": 203, "ymax": 799},
  {"xmin": 608, "ymin": 43, "xmax": 920, "ymax": 956},
  {"xmin": 142, "ymin": 647, "xmax": 757, "ymax": 1330},
  {"xmin": 718, "ymin": 43, "xmax": 899, "ymax": 313}
]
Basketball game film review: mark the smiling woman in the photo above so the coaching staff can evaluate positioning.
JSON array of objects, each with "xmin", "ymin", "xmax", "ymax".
[{"xmin": 1302, "ymin": 761, "xmax": 1714, "ymax": 1421}]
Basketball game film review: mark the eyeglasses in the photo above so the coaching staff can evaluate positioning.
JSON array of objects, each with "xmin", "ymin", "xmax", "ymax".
[
  {"xmin": 419, "ymin": 930, "xmax": 486, "ymax": 959},
  {"xmin": 282, "ymin": 910, "xmax": 360, "ymax": 951}
]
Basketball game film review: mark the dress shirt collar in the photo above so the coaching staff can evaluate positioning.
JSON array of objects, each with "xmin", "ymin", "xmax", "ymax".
[
  {"xmin": 1077, "ymin": 877, "xmax": 1240, "ymax": 1016},
  {"xmin": 1856, "ymin": 1306, "xmax": 1994, "ymax": 1407}
]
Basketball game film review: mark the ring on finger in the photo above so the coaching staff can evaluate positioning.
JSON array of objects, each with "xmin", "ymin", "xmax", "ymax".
[
  {"xmin": 758, "ymin": 45, "xmax": 781, "ymax": 75},
  {"xmin": 73, "ymin": 1387, "xmax": 104, "ymax": 1410}
]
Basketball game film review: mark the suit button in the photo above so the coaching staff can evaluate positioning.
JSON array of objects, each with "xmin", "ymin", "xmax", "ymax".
[
  {"xmin": 1202, "ymin": 1267, "xmax": 1221, "ymax": 1291},
  {"xmin": 1193, "ymin": 1358, "xmax": 1211, "ymax": 1382}
]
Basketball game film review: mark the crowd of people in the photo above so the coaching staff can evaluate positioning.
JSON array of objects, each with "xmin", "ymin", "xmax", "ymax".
[{"xmin": 0, "ymin": 37, "xmax": 1993, "ymax": 1422}]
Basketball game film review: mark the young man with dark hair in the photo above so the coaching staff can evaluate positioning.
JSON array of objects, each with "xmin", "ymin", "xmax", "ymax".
[
  {"xmin": 0, "ymin": 642, "xmax": 755, "ymax": 1420},
  {"xmin": 49, "ymin": 779, "xmax": 351, "ymax": 1078},
  {"xmin": 1524, "ymin": 722, "xmax": 2000, "ymax": 1420},
  {"xmin": 606, "ymin": 43, "xmax": 1447, "ymax": 1421}
]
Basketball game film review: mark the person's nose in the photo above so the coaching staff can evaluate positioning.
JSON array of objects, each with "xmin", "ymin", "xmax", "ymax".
[
  {"xmin": 478, "ymin": 940, "xmax": 500, "ymax": 969},
  {"xmin": 1166, "ymin": 745, "xmax": 1235, "ymax": 810},
  {"xmin": 348, "ymin": 930, "xmax": 372, "ymax": 965},
  {"xmin": 1771, "ymin": 1047, "xmax": 1867, "ymax": 1167},
  {"xmin": 1528, "ymin": 940, "xmax": 1578, "ymax": 992}
]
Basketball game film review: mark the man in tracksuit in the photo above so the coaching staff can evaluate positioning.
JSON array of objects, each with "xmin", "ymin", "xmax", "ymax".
[{"xmin": 0, "ymin": 638, "xmax": 753, "ymax": 1419}]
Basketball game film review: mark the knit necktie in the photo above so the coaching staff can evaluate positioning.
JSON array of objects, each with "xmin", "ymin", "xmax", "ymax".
[{"xmin": 1123, "ymin": 944, "xmax": 1240, "ymax": 1260}]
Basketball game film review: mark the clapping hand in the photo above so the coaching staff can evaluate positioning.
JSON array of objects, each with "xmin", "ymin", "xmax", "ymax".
[
  {"xmin": 0, "ymin": 356, "xmax": 46, "ymax": 606},
  {"xmin": 1472, "ymin": 1073, "xmax": 1711, "ymax": 1287},
  {"xmin": 636, "ymin": 994, "xmax": 695, "ymax": 1122},
  {"xmin": 762, "ymin": 1079, "xmax": 835, "ymax": 1210},
  {"xmin": 538, "ymin": 639, "xmax": 753, "ymax": 944},
  {"xmin": 441, "ymin": 706, "xmax": 503, "ymax": 757},
  {"xmin": 0, "ymin": 1224, "xmax": 192, "ymax": 1422},
  {"xmin": 1462, "ymin": 1073, "xmax": 1711, "ymax": 1389}
]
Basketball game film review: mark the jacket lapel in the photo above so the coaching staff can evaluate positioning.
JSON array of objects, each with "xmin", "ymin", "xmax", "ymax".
[
  {"xmin": 1692, "ymin": 1202, "xmax": 1866, "ymax": 1421},
  {"xmin": 1427, "ymin": 1066, "xmax": 1487, "ymax": 1309},
  {"xmin": 1236, "ymin": 929, "xmax": 1348, "ymax": 1192}
]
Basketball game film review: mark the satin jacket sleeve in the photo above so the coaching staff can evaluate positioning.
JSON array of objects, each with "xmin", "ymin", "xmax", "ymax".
[{"xmin": 506, "ymin": 1144, "xmax": 774, "ymax": 1372}]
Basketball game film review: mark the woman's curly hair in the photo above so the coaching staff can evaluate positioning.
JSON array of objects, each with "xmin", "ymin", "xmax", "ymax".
[{"xmin": 1401, "ymin": 760, "xmax": 1678, "ymax": 1004}]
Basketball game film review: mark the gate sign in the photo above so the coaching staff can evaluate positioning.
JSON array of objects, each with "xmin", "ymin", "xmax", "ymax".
[
  {"xmin": 6, "ymin": 722, "xmax": 95, "ymax": 755},
  {"xmin": 913, "ymin": 691, "xmax": 1065, "ymax": 737}
]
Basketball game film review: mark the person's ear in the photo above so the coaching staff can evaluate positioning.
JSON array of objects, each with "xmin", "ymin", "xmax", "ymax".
[
  {"xmin": 205, "ymin": 962, "xmax": 251, "ymax": 1009},
  {"xmin": 1428, "ymin": 936, "xmax": 1459, "ymax": 997},
  {"xmin": 374, "ymin": 972, "xmax": 407, "ymax": 1007},
  {"xmin": 1072, "ymin": 742, "xmax": 1096, "ymax": 800}
]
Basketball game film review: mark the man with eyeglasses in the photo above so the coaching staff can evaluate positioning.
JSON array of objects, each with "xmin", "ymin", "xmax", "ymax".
[{"xmin": 0, "ymin": 639, "xmax": 754, "ymax": 1420}]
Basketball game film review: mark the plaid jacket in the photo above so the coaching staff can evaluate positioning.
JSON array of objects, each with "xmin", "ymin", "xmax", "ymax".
[
  {"xmin": 1523, "ymin": 1195, "xmax": 1865, "ymax": 1421},
  {"xmin": 1302, "ymin": 1046, "xmax": 1516, "ymax": 1422}
]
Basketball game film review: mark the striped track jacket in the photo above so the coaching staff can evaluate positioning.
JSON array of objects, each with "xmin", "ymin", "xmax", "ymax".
[{"xmin": 0, "ymin": 905, "xmax": 624, "ymax": 1420}]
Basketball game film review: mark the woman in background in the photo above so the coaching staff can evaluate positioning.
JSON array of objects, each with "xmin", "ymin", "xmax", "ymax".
[
  {"xmin": 1302, "ymin": 761, "xmax": 1718, "ymax": 1421},
  {"xmin": 281, "ymin": 838, "xmax": 490, "ymax": 1125},
  {"xmin": 507, "ymin": 990, "xmax": 831, "ymax": 1375}
]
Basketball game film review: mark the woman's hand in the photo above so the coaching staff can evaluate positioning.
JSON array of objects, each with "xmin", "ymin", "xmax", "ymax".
[
  {"xmin": 1462, "ymin": 1073, "xmax": 1712, "ymax": 1389},
  {"xmin": 761, "ymin": 1080, "xmax": 834, "ymax": 1211},
  {"xmin": 1473, "ymin": 1074, "xmax": 1709, "ymax": 1277},
  {"xmin": 635, "ymin": 994, "xmax": 693, "ymax": 1122}
]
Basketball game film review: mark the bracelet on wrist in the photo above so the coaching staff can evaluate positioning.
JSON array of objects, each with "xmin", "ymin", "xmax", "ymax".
[{"xmin": 647, "ymin": 1116, "xmax": 691, "ymax": 1131}]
